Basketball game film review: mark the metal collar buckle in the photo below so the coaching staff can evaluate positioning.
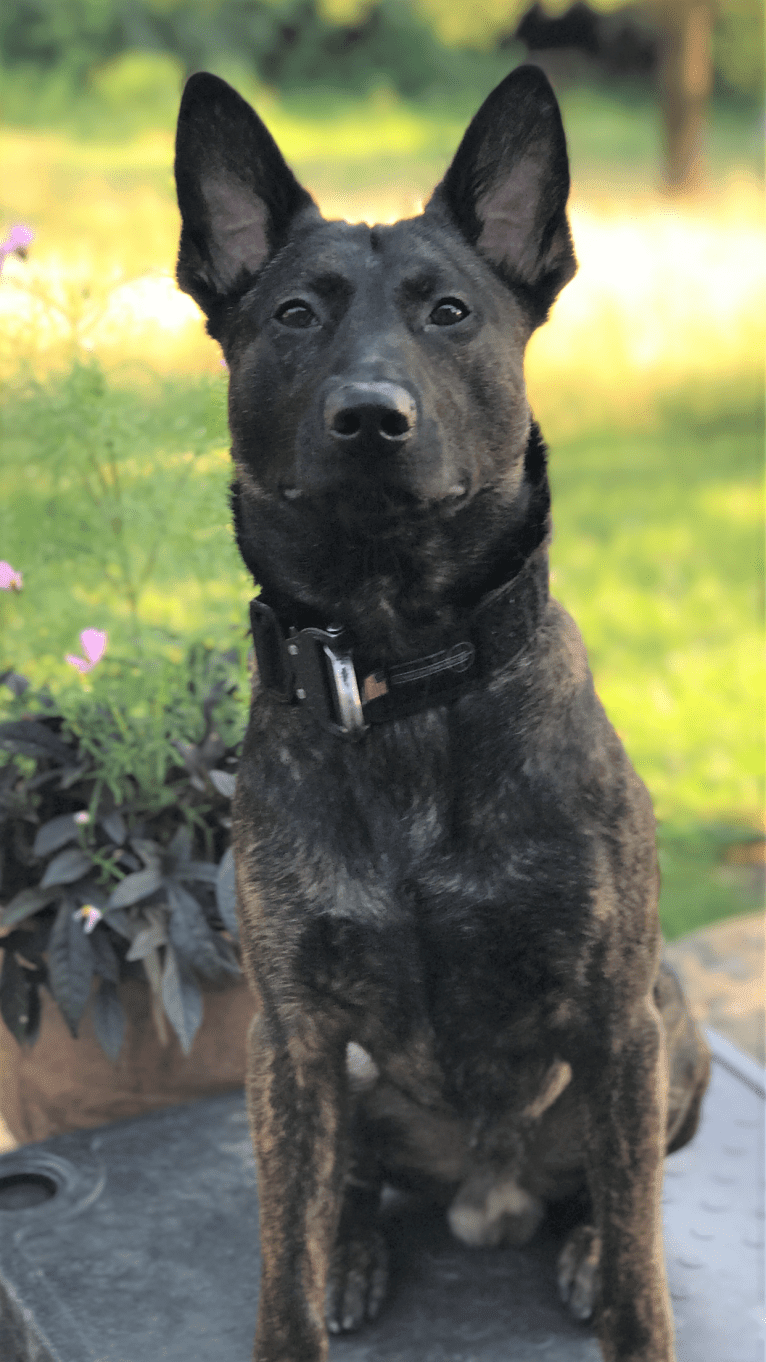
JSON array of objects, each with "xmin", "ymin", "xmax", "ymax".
[
  {"xmin": 249, "ymin": 599, "xmax": 367, "ymax": 740},
  {"xmin": 286, "ymin": 625, "xmax": 368, "ymax": 741}
]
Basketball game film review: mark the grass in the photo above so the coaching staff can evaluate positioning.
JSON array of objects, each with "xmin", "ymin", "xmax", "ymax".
[{"xmin": 0, "ymin": 82, "xmax": 763, "ymax": 941}]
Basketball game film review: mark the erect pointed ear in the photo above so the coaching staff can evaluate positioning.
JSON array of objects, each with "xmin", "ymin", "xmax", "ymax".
[
  {"xmin": 428, "ymin": 65, "xmax": 576, "ymax": 325},
  {"xmin": 174, "ymin": 73, "xmax": 318, "ymax": 330}
]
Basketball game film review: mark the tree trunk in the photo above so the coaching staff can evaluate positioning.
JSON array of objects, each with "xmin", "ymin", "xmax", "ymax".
[{"xmin": 657, "ymin": 0, "xmax": 714, "ymax": 192}]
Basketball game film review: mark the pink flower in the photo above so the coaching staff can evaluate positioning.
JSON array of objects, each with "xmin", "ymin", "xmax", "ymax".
[
  {"xmin": 75, "ymin": 905, "xmax": 103, "ymax": 934},
  {"xmin": 0, "ymin": 224, "xmax": 33, "ymax": 272},
  {"xmin": 0, "ymin": 560, "xmax": 22, "ymax": 591},
  {"xmin": 66, "ymin": 628, "xmax": 107, "ymax": 673}
]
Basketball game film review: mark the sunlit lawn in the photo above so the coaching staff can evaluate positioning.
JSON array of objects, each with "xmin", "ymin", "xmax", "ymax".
[{"xmin": 0, "ymin": 86, "xmax": 763, "ymax": 938}]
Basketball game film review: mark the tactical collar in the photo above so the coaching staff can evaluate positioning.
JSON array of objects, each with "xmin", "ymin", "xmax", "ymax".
[{"xmin": 249, "ymin": 547, "xmax": 548, "ymax": 740}]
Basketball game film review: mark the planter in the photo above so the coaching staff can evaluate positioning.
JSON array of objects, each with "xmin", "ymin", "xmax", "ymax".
[{"xmin": 0, "ymin": 975, "xmax": 254, "ymax": 1144}]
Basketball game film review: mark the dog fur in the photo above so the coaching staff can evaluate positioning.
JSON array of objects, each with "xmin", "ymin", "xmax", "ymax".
[{"xmin": 174, "ymin": 64, "xmax": 710, "ymax": 1362}]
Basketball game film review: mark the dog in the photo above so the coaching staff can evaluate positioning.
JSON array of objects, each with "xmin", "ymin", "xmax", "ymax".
[{"xmin": 174, "ymin": 65, "xmax": 710, "ymax": 1362}]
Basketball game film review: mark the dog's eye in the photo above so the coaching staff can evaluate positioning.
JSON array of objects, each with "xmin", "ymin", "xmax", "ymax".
[
  {"xmin": 275, "ymin": 300, "xmax": 318, "ymax": 329},
  {"xmin": 429, "ymin": 298, "xmax": 469, "ymax": 327}
]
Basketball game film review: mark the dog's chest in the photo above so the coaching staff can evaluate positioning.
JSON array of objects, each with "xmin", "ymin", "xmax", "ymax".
[{"xmin": 286, "ymin": 718, "xmax": 592, "ymax": 1111}]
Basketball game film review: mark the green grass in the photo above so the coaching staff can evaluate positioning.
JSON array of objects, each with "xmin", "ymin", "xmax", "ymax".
[
  {"xmin": 546, "ymin": 381, "xmax": 764, "ymax": 939},
  {"xmin": 548, "ymin": 381, "xmax": 764, "ymax": 824},
  {"xmin": 656, "ymin": 821, "xmax": 762, "ymax": 941},
  {"xmin": 1, "ymin": 363, "xmax": 762, "ymax": 940}
]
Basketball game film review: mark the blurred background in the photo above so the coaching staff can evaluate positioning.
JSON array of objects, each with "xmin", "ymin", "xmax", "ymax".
[{"xmin": 0, "ymin": 0, "xmax": 763, "ymax": 948}]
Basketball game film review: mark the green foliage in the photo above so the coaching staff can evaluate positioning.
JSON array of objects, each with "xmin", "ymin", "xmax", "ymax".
[
  {"xmin": 549, "ymin": 379, "xmax": 764, "ymax": 826},
  {"xmin": 1, "ymin": 0, "xmax": 762, "ymax": 139},
  {"xmin": 714, "ymin": 0, "xmax": 764, "ymax": 99},
  {"xmin": 0, "ymin": 0, "xmax": 518, "ymax": 128},
  {"xmin": 4, "ymin": 360, "xmax": 210, "ymax": 623},
  {"xmin": 90, "ymin": 47, "xmax": 185, "ymax": 116},
  {"xmin": 0, "ymin": 0, "xmax": 123, "ymax": 82},
  {"xmin": 657, "ymin": 821, "xmax": 763, "ymax": 942},
  {"xmin": 1, "ymin": 359, "xmax": 249, "ymax": 680},
  {"xmin": 58, "ymin": 643, "xmax": 247, "ymax": 810},
  {"xmin": 0, "ymin": 644, "xmax": 244, "ymax": 1054}
]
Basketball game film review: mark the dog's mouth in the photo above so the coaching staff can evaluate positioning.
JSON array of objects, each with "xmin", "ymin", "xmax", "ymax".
[{"xmin": 279, "ymin": 481, "xmax": 469, "ymax": 515}]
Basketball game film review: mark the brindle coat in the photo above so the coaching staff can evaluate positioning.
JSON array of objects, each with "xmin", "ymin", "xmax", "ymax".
[{"xmin": 174, "ymin": 65, "xmax": 710, "ymax": 1362}]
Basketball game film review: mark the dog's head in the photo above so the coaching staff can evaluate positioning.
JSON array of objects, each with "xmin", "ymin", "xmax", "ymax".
[{"xmin": 175, "ymin": 67, "xmax": 575, "ymax": 637}]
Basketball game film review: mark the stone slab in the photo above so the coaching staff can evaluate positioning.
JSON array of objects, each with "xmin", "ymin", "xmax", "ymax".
[{"xmin": 0, "ymin": 1029, "xmax": 762, "ymax": 1362}]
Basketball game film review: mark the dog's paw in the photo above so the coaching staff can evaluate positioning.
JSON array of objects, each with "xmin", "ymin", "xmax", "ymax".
[
  {"xmin": 557, "ymin": 1223, "xmax": 601, "ymax": 1322},
  {"xmin": 325, "ymin": 1228, "xmax": 389, "ymax": 1334}
]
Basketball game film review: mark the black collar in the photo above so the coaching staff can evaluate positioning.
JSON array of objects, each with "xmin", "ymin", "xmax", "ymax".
[{"xmin": 249, "ymin": 547, "xmax": 549, "ymax": 740}]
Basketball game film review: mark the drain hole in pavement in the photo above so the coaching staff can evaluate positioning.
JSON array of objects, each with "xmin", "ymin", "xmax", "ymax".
[{"xmin": 0, "ymin": 1173, "xmax": 58, "ymax": 1209}]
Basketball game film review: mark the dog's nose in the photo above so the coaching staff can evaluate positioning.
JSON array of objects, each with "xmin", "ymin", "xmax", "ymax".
[{"xmin": 324, "ymin": 381, "xmax": 417, "ymax": 447}]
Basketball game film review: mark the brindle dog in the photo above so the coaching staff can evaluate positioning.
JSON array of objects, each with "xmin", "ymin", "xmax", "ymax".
[{"xmin": 174, "ymin": 65, "xmax": 710, "ymax": 1362}]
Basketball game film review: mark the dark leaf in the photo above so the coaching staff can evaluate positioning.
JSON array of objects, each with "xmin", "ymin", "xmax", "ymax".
[
  {"xmin": 46, "ymin": 900, "xmax": 95, "ymax": 1037},
  {"xmin": 33, "ymin": 811, "xmax": 90, "ymax": 859},
  {"xmin": 0, "ymin": 720, "xmax": 73, "ymax": 763},
  {"xmin": 161, "ymin": 944, "xmax": 202, "ymax": 1055},
  {"xmin": 17, "ymin": 767, "xmax": 59, "ymax": 794},
  {"xmin": 208, "ymin": 769, "xmax": 236, "ymax": 799},
  {"xmin": 171, "ymin": 739, "xmax": 197, "ymax": 773},
  {"xmin": 40, "ymin": 846, "xmax": 91, "ymax": 888},
  {"xmin": 129, "ymin": 838, "xmax": 161, "ymax": 868},
  {"xmin": 215, "ymin": 847, "xmax": 238, "ymax": 940},
  {"xmin": 167, "ymin": 824, "xmax": 192, "ymax": 867},
  {"xmin": 92, "ymin": 979, "xmax": 125, "ymax": 1061},
  {"xmin": 3, "ymin": 919, "xmax": 50, "ymax": 969},
  {"xmin": 108, "ymin": 866, "xmax": 163, "ymax": 908},
  {"xmin": 59, "ymin": 763, "xmax": 90, "ymax": 790},
  {"xmin": 126, "ymin": 916, "xmax": 168, "ymax": 961},
  {"xmin": 70, "ymin": 881, "xmax": 108, "ymax": 911},
  {"xmin": 0, "ymin": 670, "xmax": 30, "ymax": 698},
  {"xmin": 100, "ymin": 810, "xmax": 126, "ymax": 845},
  {"xmin": 0, "ymin": 883, "xmax": 60, "ymax": 929},
  {"xmin": 179, "ymin": 860, "xmax": 218, "ymax": 883},
  {"xmin": 102, "ymin": 907, "xmax": 132, "ymax": 939},
  {"xmin": 0, "ymin": 949, "xmax": 31, "ymax": 1043},
  {"xmin": 89, "ymin": 925, "xmax": 120, "ymax": 983},
  {"xmin": 167, "ymin": 882, "xmax": 239, "ymax": 980}
]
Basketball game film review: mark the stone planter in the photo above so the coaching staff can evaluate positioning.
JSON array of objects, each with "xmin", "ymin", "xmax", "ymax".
[{"xmin": 0, "ymin": 976, "xmax": 253, "ymax": 1144}]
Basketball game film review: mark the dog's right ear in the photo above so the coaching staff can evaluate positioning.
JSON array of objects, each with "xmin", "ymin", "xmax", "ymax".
[{"xmin": 175, "ymin": 73, "xmax": 317, "ymax": 329}]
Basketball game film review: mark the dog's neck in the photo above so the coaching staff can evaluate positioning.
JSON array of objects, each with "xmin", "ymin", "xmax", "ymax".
[
  {"xmin": 241, "ymin": 422, "xmax": 552, "ymax": 672},
  {"xmin": 250, "ymin": 544, "xmax": 550, "ymax": 739}
]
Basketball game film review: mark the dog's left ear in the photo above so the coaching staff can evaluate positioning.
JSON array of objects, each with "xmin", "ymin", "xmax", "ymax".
[
  {"xmin": 175, "ymin": 72, "xmax": 318, "ymax": 329},
  {"xmin": 429, "ymin": 65, "xmax": 576, "ymax": 324}
]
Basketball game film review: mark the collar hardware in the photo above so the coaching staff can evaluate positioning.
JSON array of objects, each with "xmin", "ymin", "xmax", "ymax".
[
  {"xmin": 249, "ymin": 547, "xmax": 548, "ymax": 740},
  {"xmin": 249, "ymin": 600, "xmax": 367, "ymax": 740}
]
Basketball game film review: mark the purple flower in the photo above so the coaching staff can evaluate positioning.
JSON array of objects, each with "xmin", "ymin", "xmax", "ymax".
[
  {"xmin": 0, "ymin": 560, "xmax": 22, "ymax": 591},
  {"xmin": 0, "ymin": 224, "xmax": 34, "ymax": 273},
  {"xmin": 66, "ymin": 628, "xmax": 107, "ymax": 674}
]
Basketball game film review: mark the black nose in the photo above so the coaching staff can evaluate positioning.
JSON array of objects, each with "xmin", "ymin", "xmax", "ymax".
[{"xmin": 324, "ymin": 381, "xmax": 417, "ymax": 447}]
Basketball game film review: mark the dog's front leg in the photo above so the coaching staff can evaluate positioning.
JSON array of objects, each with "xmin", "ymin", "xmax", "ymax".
[
  {"xmin": 575, "ymin": 999, "xmax": 674, "ymax": 1362},
  {"xmin": 246, "ymin": 1006, "xmax": 348, "ymax": 1362}
]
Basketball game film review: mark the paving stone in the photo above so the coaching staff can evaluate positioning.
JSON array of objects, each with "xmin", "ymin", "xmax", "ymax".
[
  {"xmin": 0, "ymin": 1030, "xmax": 762, "ymax": 1362},
  {"xmin": 665, "ymin": 911, "xmax": 765, "ymax": 1063}
]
